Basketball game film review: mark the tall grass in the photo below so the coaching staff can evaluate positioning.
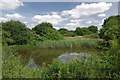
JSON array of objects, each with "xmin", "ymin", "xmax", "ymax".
[
  {"xmin": 29, "ymin": 37, "xmax": 99, "ymax": 49},
  {"xmin": 2, "ymin": 48, "xmax": 41, "ymax": 78}
]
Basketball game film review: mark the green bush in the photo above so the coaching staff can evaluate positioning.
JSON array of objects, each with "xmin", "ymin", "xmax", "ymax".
[
  {"xmin": 2, "ymin": 20, "xmax": 30, "ymax": 45},
  {"xmin": 32, "ymin": 22, "xmax": 64, "ymax": 40},
  {"xmin": 58, "ymin": 28, "xmax": 76, "ymax": 37},
  {"xmin": 40, "ymin": 52, "xmax": 119, "ymax": 79},
  {"xmin": 99, "ymin": 15, "xmax": 120, "ymax": 46}
]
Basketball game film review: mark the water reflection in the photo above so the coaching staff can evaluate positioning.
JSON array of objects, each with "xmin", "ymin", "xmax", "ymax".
[
  {"xmin": 58, "ymin": 53, "xmax": 91, "ymax": 63},
  {"xmin": 27, "ymin": 58, "xmax": 40, "ymax": 69},
  {"xmin": 15, "ymin": 47, "xmax": 100, "ymax": 67}
]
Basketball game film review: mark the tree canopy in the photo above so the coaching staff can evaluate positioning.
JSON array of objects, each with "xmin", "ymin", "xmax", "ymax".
[
  {"xmin": 32, "ymin": 22, "xmax": 64, "ymax": 40},
  {"xmin": 99, "ymin": 15, "xmax": 120, "ymax": 41},
  {"xmin": 88, "ymin": 26, "xmax": 98, "ymax": 33},
  {"xmin": 2, "ymin": 20, "xmax": 30, "ymax": 45},
  {"xmin": 75, "ymin": 26, "xmax": 97, "ymax": 36},
  {"xmin": 58, "ymin": 28, "xmax": 76, "ymax": 37},
  {"xmin": 99, "ymin": 15, "xmax": 120, "ymax": 48}
]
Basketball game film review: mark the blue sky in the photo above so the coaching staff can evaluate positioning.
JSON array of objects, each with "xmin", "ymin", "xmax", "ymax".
[{"xmin": 0, "ymin": 1, "xmax": 118, "ymax": 30}]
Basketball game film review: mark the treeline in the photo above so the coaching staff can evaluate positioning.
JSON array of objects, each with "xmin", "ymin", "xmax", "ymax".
[
  {"xmin": 58, "ymin": 25, "xmax": 98, "ymax": 37},
  {"xmin": 2, "ymin": 21, "xmax": 64, "ymax": 45},
  {"xmin": 1, "ymin": 20, "xmax": 98, "ymax": 45},
  {"xmin": 1, "ymin": 15, "xmax": 120, "ymax": 48}
]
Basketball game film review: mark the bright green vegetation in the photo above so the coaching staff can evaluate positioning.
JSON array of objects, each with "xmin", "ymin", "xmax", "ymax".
[
  {"xmin": 2, "ymin": 48, "xmax": 41, "ymax": 78},
  {"xmin": 32, "ymin": 22, "xmax": 64, "ymax": 41},
  {"xmin": 29, "ymin": 37, "xmax": 99, "ymax": 48},
  {"xmin": 2, "ymin": 21, "xmax": 64, "ymax": 45},
  {"xmin": 2, "ymin": 21, "xmax": 30, "ymax": 45},
  {"xmin": 99, "ymin": 15, "xmax": 120, "ymax": 48},
  {"xmin": 2, "ymin": 15, "xmax": 120, "ymax": 78}
]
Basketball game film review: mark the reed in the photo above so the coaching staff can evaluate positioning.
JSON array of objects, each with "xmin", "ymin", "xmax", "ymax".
[{"xmin": 30, "ymin": 37, "xmax": 99, "ymax": 49}]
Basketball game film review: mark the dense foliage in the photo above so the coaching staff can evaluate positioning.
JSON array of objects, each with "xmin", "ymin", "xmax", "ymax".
[
  {"xmin": 32, "ymin": 22, "xmax": 64, "ymax": 40},
  {"xmin": 2, "ymin": 47, "xmax": 41, "ymax": 78},
  {"xmin": 75, "ymin": 26, "xmax": 98, "ymax": 36},
  {"xmin": 2, "ymin": 20, "xmax": 30, "ymax": 45},
  {"xmin": 99, "ymin": 15, "xmax": 120, "ymax": 47},
  {"xmin": 2, "ymin": 21, "xmax": 64, "ymax": 45},
  {"xmin": 58, "ymin": 28, "xmax": 76, "ymax": 37},
  {"xmin": 88, "ymin": 26, "xmax": 98, "ymax": 33}
]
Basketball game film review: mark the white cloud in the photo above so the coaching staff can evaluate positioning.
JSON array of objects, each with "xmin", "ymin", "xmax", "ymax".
[
  {"xmin": 98, "ymin": 13, "xmax": 106, "ymax": 17},
  {"xmin": 62, "ymin": 2, "xmax": 112, "ymax": 18},
  {"xmin": 5, "ymin": 13, "xmax": 25, "ymax": 19},
  {"xmin": 99, "ymin": 18, "xmax": 105, "ymax": 26},
  {"xmin": 23, "ymin": 21, "xmax": 27, "ymax": 24},
  {"xmin": 32, "ymin": 14, "xmax": 63, "ymax": 25},
  {"xmin": 54, "ymin": 26, "xmax": 60, "ymax": 30},
  {"xmin": 0, "ymin": 17, "xmax": 10, "ymax": 22},
  {"xmin": 66, "ymin": 22, "xmax": 80, "ymax": 30},
  {"xmin": 0, "ymin": 0, "xmax": 23, "ymax": 10},
  {"xmin": 85, "ymin": 21, "xmax": 92, "ymax": 24}
]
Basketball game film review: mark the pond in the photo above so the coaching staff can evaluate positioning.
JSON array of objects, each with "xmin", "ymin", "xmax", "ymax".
[{"xmin": 15, "ymin": 46, "xmax": 101, "ymax": 68}]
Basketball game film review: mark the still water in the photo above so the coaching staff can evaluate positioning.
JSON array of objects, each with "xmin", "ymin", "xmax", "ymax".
[{"xmin": 15, "ymin": 47, "xmax": 100, "ymax": 68}]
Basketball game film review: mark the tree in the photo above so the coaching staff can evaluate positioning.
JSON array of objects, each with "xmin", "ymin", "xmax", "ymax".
[
  {"xmin": 99, "ymin": 15, "xmax": 120, "ymax": 41},
  {"xmin": 88, "ymin": 26, "xmax": 98, "ymax": 33},
  {"xmin": 75, "ymin": 27, "xmax": 92, "ymax": 36},
  {"xmin": 32, "ymin": 22, "xmax": 64, "ymax": 40},
  {"xmin": 75, "ymin": 28, "xmax": 84, "ymax": 36},
  {"xmin": 2, "ymin": 20, "xmax": 30, "ymax": 45},
  {"xmin": 58, "ymin": 28, "xmax": 76, "ymax": 37},
  {"xmin": 99, "ymin": 15, "xmax": 120, "ymax": 47}
]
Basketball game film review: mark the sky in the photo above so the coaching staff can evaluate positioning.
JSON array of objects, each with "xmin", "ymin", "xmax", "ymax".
[{"xmin": 0, "ymin": 0, "xmax": 119, "ymax": 30}]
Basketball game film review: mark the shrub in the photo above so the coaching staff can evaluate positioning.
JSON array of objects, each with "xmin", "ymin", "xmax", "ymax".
[
  {"xmin": 58, "ymin": 28, "xmax": 76, "ymax": 37},
  {"xmin": 2, "ymin": 49, "xmax": 41, "ymax": 78},
  {"xmin": 32, "ymin": 22, "xmax": 64, "ymax": 40},
  {"xmin": 2, "ymin": 20, "xmax": 30, "ymax": 45}
]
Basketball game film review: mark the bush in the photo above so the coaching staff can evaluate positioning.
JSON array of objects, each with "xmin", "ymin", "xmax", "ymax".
[
  {"xmin": 58, "ymin": 28, "xmax": 76, "ymax": 37},
  {"xmin": 2, "ymin": 48, "xmax": 41, "ymax": 78},
  {"xmin": 75, "ymin": 27, "xmax": 92, "ymax": 36},
  {"xmin": 32, "ymin": 22, "xmax": 64, "ymax": 40},
  {"xmin": 40, "ymin": 53, "xmax": 119, "ymax": 79},
  {"xmin": 2, "ymin": 20, "xmax": 30, "ymax": 45},
  {"xmin": 99, "ymin": 15, "xmax": 120, "ymax": 42}
]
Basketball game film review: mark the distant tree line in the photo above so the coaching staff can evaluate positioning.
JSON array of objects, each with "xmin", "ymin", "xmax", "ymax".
[
  {"xmin": 58, "ymin": 25, "xmax": 98, "ymax": 37},
  {"xmin": 1, "ymin": 15, "xmax": 120, "ymax": 47}
]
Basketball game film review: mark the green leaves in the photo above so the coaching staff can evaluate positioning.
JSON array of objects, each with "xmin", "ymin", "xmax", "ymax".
[
  {"xmin": 75, "ymin": 26, "xmax": 98, "ymax": 36},
  {"xmin": 2, "ymin": 20, "xmax": 30, "ymax": 45},
  {"xmin": 32, "ymin": 22, "xmax": 64, "ymax": 41},
  {"xmin": 99, "ymin": 15, "xmax": 120, "ymax": 41}
]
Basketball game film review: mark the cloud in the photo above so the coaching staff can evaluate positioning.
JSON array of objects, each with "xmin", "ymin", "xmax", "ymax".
[
  {"xmin": 5, "ymin": 13, "xmax": 25, "ymax": 19},
  {"xmin": 0, "ymin": 17, "xmax": 10, "ymax": 22},
  {"xmin": 85, "ymin": 21, "xmax": 92, "ymax": 24},
  {"xmin": 32, "ymin": 14, "xmax": 63, "ymax": 25},
  {"xmin": 0, "ymin": 0, "xmax": 23, "ymax": 10},
  {"xmin": 98, "ymin": 13, "xmax": 106, "ymax": 17},
  {"xmin": 61, "ymin": 2, "xmax": 112, "ymax": 18},
  {"xmin": 65, "ymin": 19, "xmax": 82, "ymax": 30}
]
